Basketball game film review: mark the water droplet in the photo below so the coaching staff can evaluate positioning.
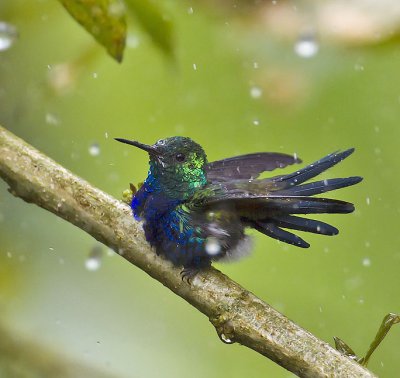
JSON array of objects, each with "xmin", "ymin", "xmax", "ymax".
[
  {"xmin": 0, "ymin": 22, "xmax": 18, "ymax": 51},
  {"xmin": 89, "ymin": 143, "xmax": 101, "ymax": 156},
  {"xmin": 187, "ymin": 7, "xmax": 194, "ymax": 14},
  {"xmin": 252, "ymin": 119, "xmax": 260, "ymax": 126},
  {"xmin": 49, "ymin": 247, "xmax": 55, "ymax": 251},
  {"xmin": 85, "ymin": 256, "xmax": 101, "ymax": 271},
  {"xmin": 85, "ymin": 245, "xmax": 103, "ymax": 271},
  {"xmin": 104, "ymin": 132, "xmax": 109, "ymax": 139},
  {"xmin": 362, "ymin": 257, "xmax": 371, "ymax": 267},
  {"xmin": 220, "ymin": 333, "xmax": 234, "ymax": 344},
  {"xmin": 272, "ymin": 0, "xmax": 277, "ymax": 5},
  {"xmin": 92, "ymin": 72, "xmax": 98, "ymax": 79},
  {"xmin": 366, "ymin": 197, "xmax": 371, "ymax": 205},
  {"xmin": 250, "ymin": 86, "xmax": 262, "ymax": 99},
  {"xmin": 253, "ymin": 61, "xmax": 259, "ymax": 69},
  {"xmin": 354, "ymin": 63, "xmax": 364, "ymax": 71},
  {"xmin": 45, "ymin": 112, "xmax": 60, "ymax": 126},
  {"xmin": 6, "ymin": 251, "xmax": 12, "ymax": 258},
  {"xmin": 127, "ymin": 34, "xmax": 140, "ymax": 48},
  {"xmin": 192, "ymin": 63, "xmax": 197, "ymax": 71},
  {"xmin": 358, "ymin": 297, "xmax": 365, "ymax": 304},
  {"xmin": 47, "ymin": 63, "xmax": 76, "ymax": 94},
  {"xmin": 294, "ymin": 32, "xmax": 319, "ymax": 58},
  {"xmin": 205, "ymin": 237, "xmax": 221, "ymax": 256},
  {"xmin": 365, "ymin": 241, "xmax": 371, "ymax": 248}
]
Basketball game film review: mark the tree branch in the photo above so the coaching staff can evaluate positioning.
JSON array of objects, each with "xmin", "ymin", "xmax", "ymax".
[{"xmin": 0, "ymin": 125, "xmax": 376, "ymax": 378}]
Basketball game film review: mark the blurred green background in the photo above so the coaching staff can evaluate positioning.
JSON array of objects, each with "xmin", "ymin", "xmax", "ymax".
[{"xmin": 1, "ymin": 0, "xmax": 400, "ymax": 377}]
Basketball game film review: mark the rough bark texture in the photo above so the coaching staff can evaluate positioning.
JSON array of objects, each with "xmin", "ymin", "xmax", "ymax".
[{"xmin": 0, "ymin": 125, "xmax": 376, "ymax": 378}]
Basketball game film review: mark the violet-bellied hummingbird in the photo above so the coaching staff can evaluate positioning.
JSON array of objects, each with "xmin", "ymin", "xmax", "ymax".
[{"xmin": 115, "ymin": 136, "xmax": 362, "ymax": 280}]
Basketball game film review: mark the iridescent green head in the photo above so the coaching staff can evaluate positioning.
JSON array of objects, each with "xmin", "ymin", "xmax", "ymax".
[{"xmin": 115, "ymin": 136, "xmax": 208, "ymax": 199}]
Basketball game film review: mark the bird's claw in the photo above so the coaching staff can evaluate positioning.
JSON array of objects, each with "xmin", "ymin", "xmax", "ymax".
[{"xmin": 180, "ymin": 267, "xmax": 200, "ymax": 284}]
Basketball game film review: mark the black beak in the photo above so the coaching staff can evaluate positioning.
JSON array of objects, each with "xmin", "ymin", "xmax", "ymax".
[{"xmin": 114, "ymin": 138, "xmax": 160, "ymax": 155}]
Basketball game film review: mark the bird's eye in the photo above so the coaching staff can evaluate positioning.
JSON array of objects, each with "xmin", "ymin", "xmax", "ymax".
[{"xmin": 175, "ymin": 153, "xmax": 186, "ymax": 162}]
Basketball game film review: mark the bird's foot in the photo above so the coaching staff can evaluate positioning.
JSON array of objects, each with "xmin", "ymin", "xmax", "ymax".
[{"xmin": 180, "ymin": 267, "xmax": 200, "ymax": 284}]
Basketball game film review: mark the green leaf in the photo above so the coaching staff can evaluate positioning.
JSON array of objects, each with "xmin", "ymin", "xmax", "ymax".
[
  {"xmin": 335, "ymin": 313, "xmax": 400, "ymax": 367},
  {"xmin": 360, "ymin": 313, "xmax": 400, "ymax": 366},
  {"xmin": 124, "ymin": 0, "xmax": 174, "ymax": 57},
  {"xmin": 59, "ymin": 0, "xmax": 127, "ymax": 62}
]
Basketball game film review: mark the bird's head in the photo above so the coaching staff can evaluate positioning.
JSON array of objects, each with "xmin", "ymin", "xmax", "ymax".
[{"xmin": 115, "ymin": 136, "xmax": 208, "ymax": 199}]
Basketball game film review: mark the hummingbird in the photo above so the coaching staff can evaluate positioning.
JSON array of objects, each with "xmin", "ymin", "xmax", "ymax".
[{"xmin": 115, "ymin": 137, "xmax": 362, "ymax": 280}]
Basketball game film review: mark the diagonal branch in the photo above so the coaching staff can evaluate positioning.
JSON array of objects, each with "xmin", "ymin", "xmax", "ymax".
[{"xmin": 0, "ymin": 125, "xmax": 375, "ymax": 378}]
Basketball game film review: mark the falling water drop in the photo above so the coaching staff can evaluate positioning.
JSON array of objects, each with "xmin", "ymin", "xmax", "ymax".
[
  {"xmin": 85, "ymin": 256, "xmax": 101, "ymax": 271},
  {"xmin": 354, "ymin": 63, "xmax": 364, "ymax": 72},
  {"xmin": 127, "ymin": 34, "xmax": 140, "ymax": 48},
  {"xmin": 362, "ymin": 257, "xmax": 371, "ymax": 267},
  {"xmin": 85, "ymin": 245, "xmax": 103, "ymax": 271},
  {"xmin": 205, "ymin": 237, "xmax": 221, "ymax": 256},
  {"xmin": 89, "ymin": 143, "xmax": 101, "ymax": 156},
  {"xmin": 0, "ymin": 22, "xmax": 18, "ymax": 51},
  {"xmin": 45, "ymin": 113, "xmax": 60, "ymax": 126},
  {"xmin": 250, "ymin": 86, "xmax": 262, "ymax": 99},
  {"xmin": 294, "ymin": 31, "xmax": 319, "ymax": 58}
]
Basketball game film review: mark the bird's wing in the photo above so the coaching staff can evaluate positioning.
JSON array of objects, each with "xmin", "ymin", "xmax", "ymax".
[
  {"xmin": 191, "ymin": 149, "xmax": 362, "ymax": 248},
  {"xmin": 205, "ymin": 152, "xmax": 301, "ymax": 182}
]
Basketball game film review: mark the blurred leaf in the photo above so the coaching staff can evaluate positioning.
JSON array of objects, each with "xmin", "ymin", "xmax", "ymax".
[
  {"xmin": 124, "ymin": 0, "xmax": 174, "ymax": 57},
  {"xmin": 59, "ymin": 0, "xmax": 127, "ymax": 62},
  {"xmin": 335, "ymin": 313, "xmax": 400, "ymax": 367},
  {"xmin": 360, "ymin": 313, "xmax": 400, "ymax": 367}
]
